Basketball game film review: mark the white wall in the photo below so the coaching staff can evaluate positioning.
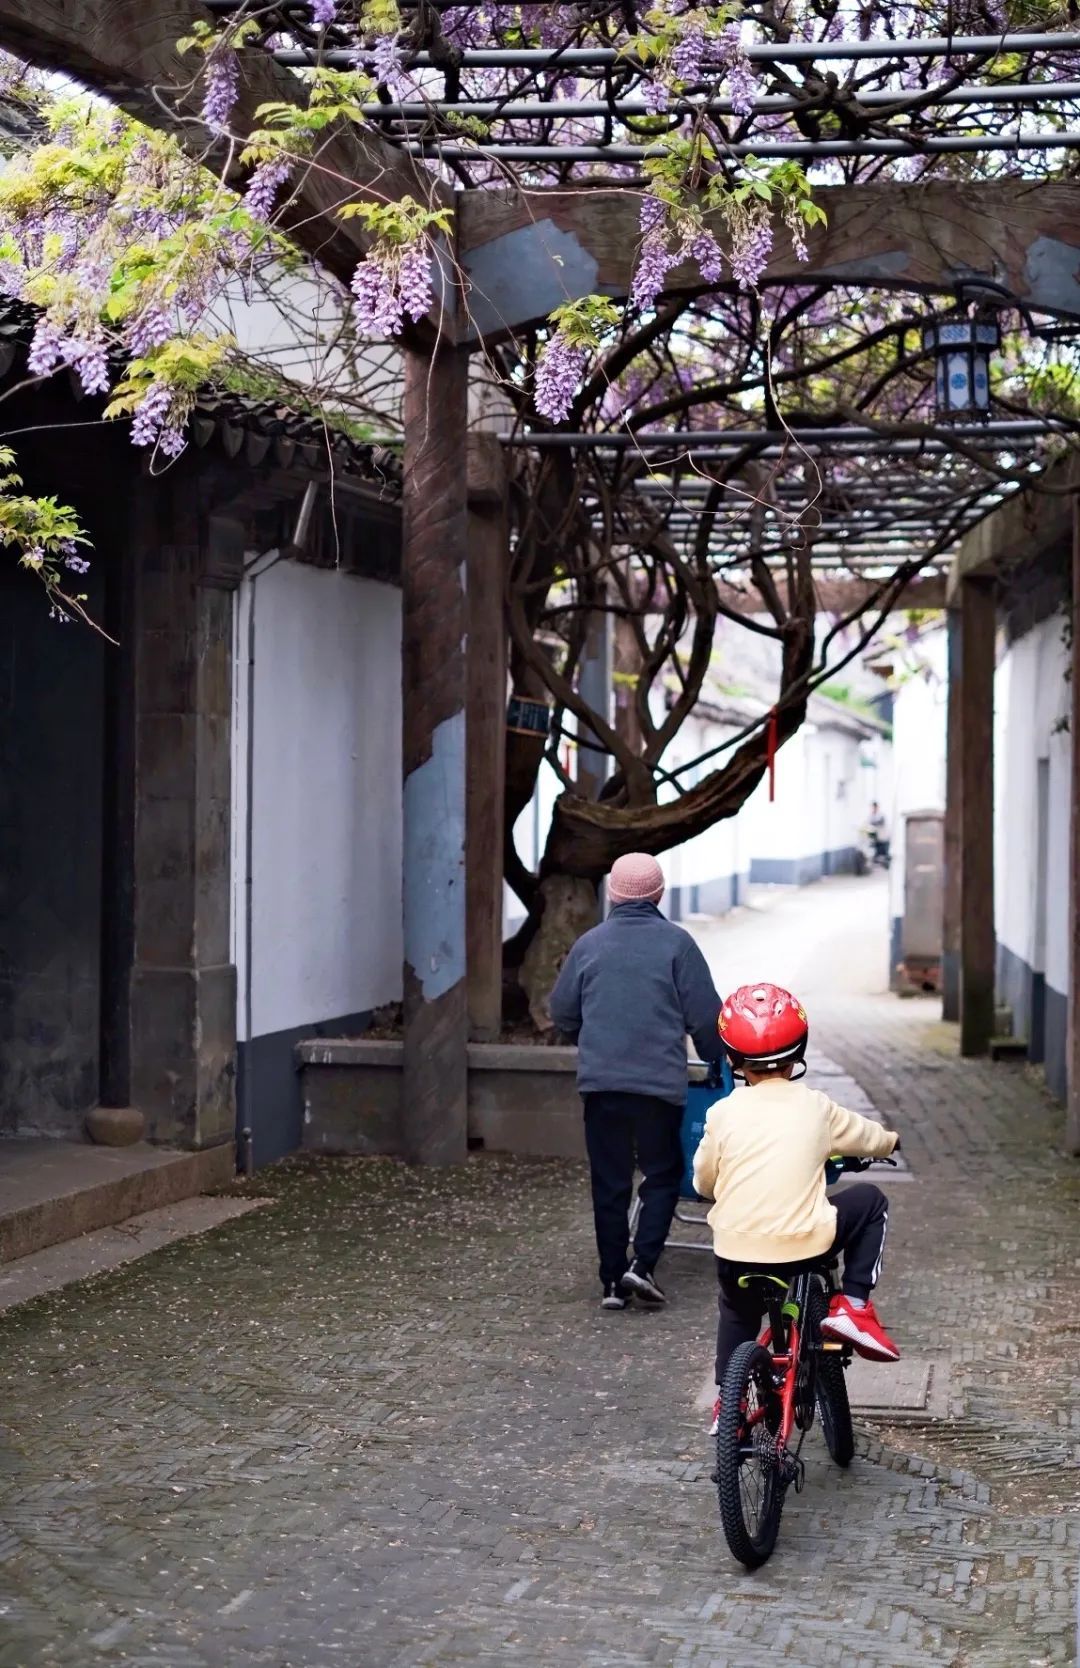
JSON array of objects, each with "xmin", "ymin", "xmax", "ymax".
[
  {"xmin": 232, "ymin": 558, "xmax": 403, "ymax": 1040},
  {"xmin": 734, "ymin": 717, "xmax": 885, "ymax": 884},
  {"xmin": 213, "ymin": 268, "xmax": 403, "ymax": 425},
  {"xmin": 994, "ymin": 613, "xmax": 1071, "ymax": 999},
  {"xmin": 887, "ymin": 627, "xmax": 948, "ymax": 925},
  {"xmin": 505, "ymin": 700, "xmax": 888, "ymax": 925}
]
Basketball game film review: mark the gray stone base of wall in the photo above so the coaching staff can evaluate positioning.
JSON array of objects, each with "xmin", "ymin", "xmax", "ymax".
[
  {"xmin": 997, "ymin": 941, "xmax": 1066, "ymax": 1098},
  {"xmin": 750, "ymin": 847, "xmax": 861, "ymax": 886},
  {"xmin": 296, "ymin": 1040, "xmax": 586, "ymax": 1161},
  {"xmin": 238, "ymin": 1008, "xmax": 372, "ymax": 1170},
  {"xmin": 667, "ymin": 871, "xmax": 746, "ymax": 923}
]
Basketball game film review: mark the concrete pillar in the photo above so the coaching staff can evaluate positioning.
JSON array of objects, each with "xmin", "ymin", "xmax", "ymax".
[
  {"xmin": 942, "ymin": 605, "xmax": 962, "ymax": 1023},
  {"xmin": 577, "ymin": 600, "xmax": 613, "ymax": 802},
  {"xmin": 129, "ymin": 498, "xmax": 239, "ymax": 1149},
  {"xmin": 1066, "ymin": 501, "xmax": 1080, "ymax": 1153},
  {"xmin": 958, "ymin": 576, "xmax": 996, "ymax": 1058},
  {"xmin": 466, "ymin": 434, "xmax": 508, "ymax": 1043},
  {"xmin": 401, "ymin": 343, "xmax": 469, "ymax": 1164}
]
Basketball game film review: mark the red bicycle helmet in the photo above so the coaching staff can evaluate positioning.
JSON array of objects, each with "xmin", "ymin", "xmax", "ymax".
[{"xmin": 719, "ymin": 983, "xmax": 809, "ymax": 1071}]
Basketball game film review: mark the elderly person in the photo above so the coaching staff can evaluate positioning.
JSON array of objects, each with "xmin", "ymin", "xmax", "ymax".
[{"xmin": 550, "ymin": 853, "xmax": 725, "ymax": 1310}]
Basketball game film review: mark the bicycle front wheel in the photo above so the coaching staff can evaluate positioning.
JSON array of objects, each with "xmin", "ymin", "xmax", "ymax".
[
  {"xmin": 807, "ymin": 1286, "xmax": 855, "ymax": 1467},
  {"xmin": 716, "ymin": 1341, "xmax": 784, "ymax": 1569}
]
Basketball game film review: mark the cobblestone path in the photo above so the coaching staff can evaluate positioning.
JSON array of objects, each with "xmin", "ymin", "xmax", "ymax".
[{"xmin": 1, "ymin": 891, "xmax": 1078, "ymax": 1666}]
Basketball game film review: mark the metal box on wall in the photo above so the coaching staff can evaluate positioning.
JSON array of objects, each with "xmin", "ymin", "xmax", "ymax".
[{"xmin": 900, "ymin": 809, "xmax": 944, "ymax": 990}]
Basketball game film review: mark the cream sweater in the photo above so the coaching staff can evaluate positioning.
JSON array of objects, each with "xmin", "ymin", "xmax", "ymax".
[{"xmin": 691, "ymin": 1077, "xmax": 899, "ymax": 1265}]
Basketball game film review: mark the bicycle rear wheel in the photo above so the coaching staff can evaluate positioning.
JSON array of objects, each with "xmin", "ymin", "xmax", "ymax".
[
  {"xmin": 807, "ymin": 1286, "xmax": 855, "ymax": 1467},
  {"xmin": 716, "ymin": 1341, "xmax": 784, "ymax": 1568}
]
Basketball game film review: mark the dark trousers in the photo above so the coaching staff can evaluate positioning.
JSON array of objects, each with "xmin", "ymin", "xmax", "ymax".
[
  {"xmin": 713, "ymin": 1182, "xmax": 889, "ymax": 1384},
  {"xmin": 583, "ymin": 1092, "xmax": 684, "ymax": 1287}
]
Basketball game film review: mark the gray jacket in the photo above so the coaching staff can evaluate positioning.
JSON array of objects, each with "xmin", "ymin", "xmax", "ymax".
[{"xmin": 549, "ymin": 900, "xmax": 725, "ymax": 1105}]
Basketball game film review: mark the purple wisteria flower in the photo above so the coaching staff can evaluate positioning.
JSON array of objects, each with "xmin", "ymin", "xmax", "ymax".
[
  {"xmin": 59, "ymin": 333, "xmax": 110, "ymax": 397},
  {"xmin": 61, "ymin": 540, "xmax": 91, "ymax": 575},
  {"xmin": 158, "ymin": 426, "xmax": 187, "ymax": 459},
  {"xmin": 688, "ymin": 229, "xmax": 723, "ymax": 284},
  {"xmin": 309, "ymin": 0, "xmax": 337, "ymax": 23},
  {"xmin": 730, "ymin": 217, "xmax": 773, "ymax": 288},
  {"xmin": 368, "ymin": 33, "xmax": 406, "ymax": 93},
  {"xmin": 631, "ymin": 231, "xmax": 677, "ymax": 311},
  {"xmin": 203, "ymin": 47, "xmax": 240, "ymax": 132},
  {"xmin": 643, "ymin": 78, "xmax": 669, "ymax": 116},
  {"xmin": 125, "ymin": 306, "xmax": 173, "ymax": 357},
  {"xmin": 398, "ymin": 243, "xmax": 433, "ymax": 323},
  {"xmin": 28, "ymin": 318, "xmax": 63, "ymax": 377},
  {"xmin": 640, "ymin": 194, "xmax": 667, "ymax": 235},
  {"xmin": 672, "ymin": 23, "xmax": 706, "ymax": 85},
  {"xmin": 351, "ymin": 255, "xmax": 404, "ymax": 336},
  {"xmin": 720, "ymin": 24, "xmax": 757, "ymax": 117},
  {"xmin": 245, "ymin": 158, "xmax": 291, "ymax": 223},
  {"xmin": 534, "ymin": 332, "xmax": 587, "ymax": 423},
  {"xmin": 131, "ymin": 381, "xmax": 174, "ymax": 447}
]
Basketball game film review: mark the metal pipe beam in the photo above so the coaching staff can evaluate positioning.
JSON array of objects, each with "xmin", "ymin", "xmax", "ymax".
[
  {"xmin": 276, "ymin": 31, "xmax": 1080, "ymax": 68},
  {"xmin": 359, "ymin": 81, "xmax": 1080, "ymax": 120},
  {"xmin": 501, "ymin": 420, "xmax": 1060, "ymax": 447},
  {"xmin": 401, "ymin": 131, "xmax": 1080, "ymax": 161}
]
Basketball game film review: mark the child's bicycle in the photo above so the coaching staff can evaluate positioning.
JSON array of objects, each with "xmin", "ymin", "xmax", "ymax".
[{"xmin": 715, "ymin": 1155, "xmax": 897, "ymax": 1569}]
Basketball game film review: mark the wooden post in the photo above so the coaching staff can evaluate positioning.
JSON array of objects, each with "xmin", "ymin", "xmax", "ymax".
[
  {"xmin": 959, "ymin": 576, "xmax": 996, "ymax": 1058},
  {"xmin": 401, "ymin": 343, "xmax": 469, "ymax": 1164},
  {"xmin": 942, "ymin": 605, "xmax": 962, "ymax": 1024},
  {"xmin": 466, "ymin": 434, "xmax": 508, "ymax": 1044},
  {"xmin": 1066, "ymin": 498, "xmax": 1080, "ymax": 1153}
]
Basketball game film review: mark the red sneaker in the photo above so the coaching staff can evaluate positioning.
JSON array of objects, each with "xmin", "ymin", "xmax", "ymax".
[
  {"xmin": 708, "ymin": 1396, "xmax": 722, "ymax": 1436},
  {"xmin": 820, "ymin": 1295, "xmax": 900, "ymax": 1362}
]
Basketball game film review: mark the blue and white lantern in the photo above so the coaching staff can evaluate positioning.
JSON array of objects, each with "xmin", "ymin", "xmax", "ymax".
[{"xmin": 921, "ymin": 314, "xmax": 1000, "ymax": 421}]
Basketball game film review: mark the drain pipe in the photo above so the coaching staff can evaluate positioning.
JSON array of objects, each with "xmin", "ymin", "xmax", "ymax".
[{"xmin": 238, "ymin": 482, "xmax": 319, "ymax": 1175}]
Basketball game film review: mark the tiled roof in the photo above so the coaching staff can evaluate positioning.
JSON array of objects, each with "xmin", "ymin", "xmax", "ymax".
[{"xmin": 0, "ymin": 302, "xmax": 403, "ymax": 496}]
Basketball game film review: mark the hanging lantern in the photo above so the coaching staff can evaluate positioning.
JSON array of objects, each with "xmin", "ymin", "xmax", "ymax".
[{"xmin": 921, "ymin": 311, "xmax": 1000, "ymax": 422}]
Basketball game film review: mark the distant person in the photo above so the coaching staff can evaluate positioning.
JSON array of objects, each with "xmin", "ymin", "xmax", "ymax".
[
  {"xmin": 549, "ymin": 852, "xmax": 725, "ymax": 1311},
  {"xmin": 868, "ymin": 801, "xmax": 890, "ymax": 866}
]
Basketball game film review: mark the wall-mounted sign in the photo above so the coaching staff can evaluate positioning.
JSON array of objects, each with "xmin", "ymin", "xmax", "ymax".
[{"xmin": 507, "ymin": 696, "xmax": 552, "ymax": 738}]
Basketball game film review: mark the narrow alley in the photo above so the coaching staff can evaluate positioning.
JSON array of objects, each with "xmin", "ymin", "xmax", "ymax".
[{"xmin": 1, "ymin": 878, "xmax": 1076, "ymax": 1667}]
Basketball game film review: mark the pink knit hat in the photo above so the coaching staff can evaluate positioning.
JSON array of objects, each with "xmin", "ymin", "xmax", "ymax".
[{"xmin": 608, "ymin": 852, "xmax": 665, "ymax": 904}]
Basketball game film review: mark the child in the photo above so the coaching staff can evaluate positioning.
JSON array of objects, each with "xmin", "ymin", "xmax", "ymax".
[
  {"xmin": 691, "ymin": 982, "xmax": 900, "ymax": 1433},
  {"xmin": 549, "ymin": 852, "xmax": 726, "ymax": 1311}
]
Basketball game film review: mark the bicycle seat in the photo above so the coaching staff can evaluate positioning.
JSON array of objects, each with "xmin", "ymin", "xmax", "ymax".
[{"xmin": 736, "ymin": 1271, "xmax": 792, "ymax": 1293}]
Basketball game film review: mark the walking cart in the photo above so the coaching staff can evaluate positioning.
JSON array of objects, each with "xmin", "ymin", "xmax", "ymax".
[{"xmin": 628, "ymin": 1056, "xmax": 734, "ymax": 1252}]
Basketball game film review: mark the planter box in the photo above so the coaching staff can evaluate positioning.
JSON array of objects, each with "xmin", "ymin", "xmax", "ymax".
[
  {"xmin": 295, "ymin": 1038, "xmax": 584, "ymax": 1159},
  {"xmin": 467, "ymin": 1044, "xmax": 582, "ymax": 1159}
]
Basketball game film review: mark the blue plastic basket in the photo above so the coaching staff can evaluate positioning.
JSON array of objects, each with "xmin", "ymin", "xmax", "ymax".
[{"xmin": 680, "ymin": 1057, "xmax": 735, "ymax": 1199}]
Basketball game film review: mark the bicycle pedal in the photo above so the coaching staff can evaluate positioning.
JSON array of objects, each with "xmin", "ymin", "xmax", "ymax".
[{"xmin": 792, "ymin": 1459, "xmax": 807, "ymax": 1495}]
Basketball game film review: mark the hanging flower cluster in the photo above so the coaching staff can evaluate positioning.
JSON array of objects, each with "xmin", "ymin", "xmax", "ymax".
[
  {"xmin": 338, "ymin": 196, "xmax": 452, "ymax": 336},
  {"xmin": 534, "ymin": 296, "xmax": 621, "ymax": 423},
  {"xmin": 624, "ymin": 5, "xmax": 756, "ymax": 118},
  {"xmin": 0, "ymin": 443, "xmax": 91, "ymax": 617}
]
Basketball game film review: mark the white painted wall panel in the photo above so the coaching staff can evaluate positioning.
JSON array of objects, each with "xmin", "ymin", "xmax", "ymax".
[
  {"xmin": 888, "ymin": 628, "xmax": 947, "ymax": 922},
  {"xmin": 233, "ymin": 560, "xmax": 403, "ymax": 1038},
  {"xmin": 995, "ymin": 615, "xmax": 1070, "ymax": 987}
]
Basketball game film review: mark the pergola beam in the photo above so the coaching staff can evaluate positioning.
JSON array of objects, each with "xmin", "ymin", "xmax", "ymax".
[{"xmin": 459, "ymin": 180, "xmax": 1080, "ymax": 340}]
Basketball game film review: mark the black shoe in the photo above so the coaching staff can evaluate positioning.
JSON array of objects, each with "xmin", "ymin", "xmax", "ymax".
[
  {"xmin": 601, "ymin": 1282, "xmax": 629, "ymax": 1310},
  {"xmin": 621, "ymin": 1260, "xmax": 666, "ymax": 1305}
]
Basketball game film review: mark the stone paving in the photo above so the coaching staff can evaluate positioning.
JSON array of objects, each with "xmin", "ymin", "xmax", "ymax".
[{"xmin": 1, "ymin": 879, "xmax": 1078, "ymax": 1667}]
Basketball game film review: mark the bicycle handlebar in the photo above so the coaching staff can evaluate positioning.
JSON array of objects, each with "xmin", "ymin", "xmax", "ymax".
[{"xmin": 831, "ymin": 1154, "xmax": 898, "ymax": 1173}]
